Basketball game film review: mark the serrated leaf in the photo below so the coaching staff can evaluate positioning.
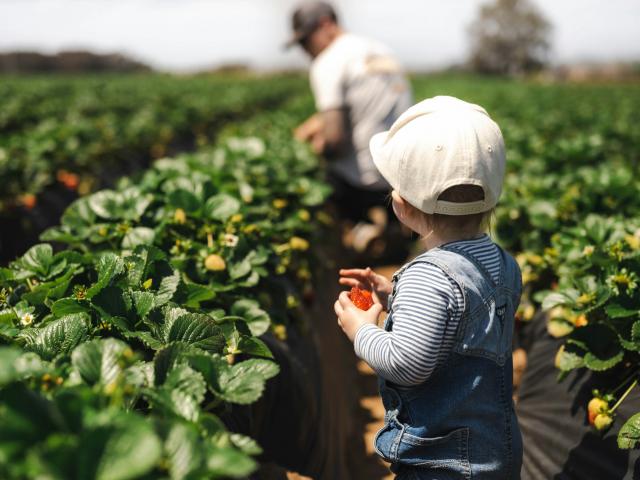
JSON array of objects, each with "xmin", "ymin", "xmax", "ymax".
[
  {"xmin": 567, "ymin": 324, "xmax": 624, "ymax": 371},
  {"xmin": 153, "ymin": 342, "xmax": 191, "ymax": 385},
  {"xmin": 555, "ymin": 346, "xmax": 584, "ymax": 372},
  {"xmin": 24, "ymin": 313, "xmax": 89, "ymax": 360},
  {"xmin": 155, "ymin": 270, "xmax": 180, "ymax": 306},
  {"xmin": 145, "ymin": 364, "xmax": 206, "ymax": 422},
  {"xmin": 16, "ymin": 243, "xmax": 54, "ymax": 277},
  {"xmin": 131, "ymin": 291, "xmax": 155, "ymax": 317},
  {"xmin": 71, "ymin": 338, "xmax": 130, "ymax": 386},
  {"xmin": 92, "ymin": 286, "xmax": 130, "ymax": 319},
  {"xmin": 87, "ymin": 253, "xmax": 124, "ymax": 299},
  {"xmin": 620, "ymin": 320, "xmax": 640, "ymax": 352},
  {"xmin": 233, "ymin": 359, "xmax": 279, "ymax": 381},
  {"xmin": 618, "ymin": 412, "xmax": 640, "ymax": 449},
  {"xmin": 166, "ymin": 313, "xmax": 225, "ymax": 353}
]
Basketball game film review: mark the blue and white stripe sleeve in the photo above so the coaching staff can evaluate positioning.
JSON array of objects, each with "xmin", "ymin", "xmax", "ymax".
[{"xmin": 353, "ymin": 262, "xmax": 463, "ymax": 387}]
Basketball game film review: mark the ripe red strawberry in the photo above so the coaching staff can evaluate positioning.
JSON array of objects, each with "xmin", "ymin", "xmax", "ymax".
[{"xmin": 349, "ymin": 287, "xmax": 373, "ymax": 311}]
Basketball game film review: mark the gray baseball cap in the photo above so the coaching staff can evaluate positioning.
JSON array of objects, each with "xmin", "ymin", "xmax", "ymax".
[{"xmin": 284, "ymin": 1, "xmax": 338, "ymax": 48}]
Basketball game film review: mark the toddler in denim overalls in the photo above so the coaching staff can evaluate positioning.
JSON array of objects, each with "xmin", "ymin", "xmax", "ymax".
[{"xmin": 335, "ymin": 96, "xmax": 523, "ymax": 479}]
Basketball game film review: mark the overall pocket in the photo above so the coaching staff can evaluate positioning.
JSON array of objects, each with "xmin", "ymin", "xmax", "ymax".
[{"xmin": 375, "ymin": 419, "xmax": 471, "ymax": 479}]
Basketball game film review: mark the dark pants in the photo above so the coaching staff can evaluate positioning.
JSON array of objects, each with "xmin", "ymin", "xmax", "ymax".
[
  {"xmin": 327, "ymin": 173, "xmax": 412, "ymax": 265},
  {"xmin": 327, "ymin": 173, "xmax": 393, "ymax": 224}
]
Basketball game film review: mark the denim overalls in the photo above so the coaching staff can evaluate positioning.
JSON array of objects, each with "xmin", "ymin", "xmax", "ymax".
[{"xmin": 374, "ymin": 242, "xmax": 523, "ymax": 479}]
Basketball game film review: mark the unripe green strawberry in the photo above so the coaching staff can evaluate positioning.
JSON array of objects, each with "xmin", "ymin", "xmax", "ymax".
[{"xmin": 594, "ymin": 413, "xmax": 613, "ymax": 431}]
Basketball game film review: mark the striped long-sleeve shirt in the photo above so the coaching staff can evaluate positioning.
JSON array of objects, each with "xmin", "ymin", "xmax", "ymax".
[{"xmin": 353, "ymin": 234, "xmax": 501, "ymax": 387}]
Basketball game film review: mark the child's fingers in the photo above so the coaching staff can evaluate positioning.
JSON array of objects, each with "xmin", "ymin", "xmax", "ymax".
[
  {"xmin": 338, "ymin": 290, "xmax": 353, "ymax": 307},
  {"xmin": 339, "ymin": 268, "xmax": 368, "ymax": 279},
  {"xmin": 334, "ymin": 299, "xmax": 344, "ymax": 317},
  {"xmin": 338, "ymin": 277, "xmax": 364, "ymax": 288}
]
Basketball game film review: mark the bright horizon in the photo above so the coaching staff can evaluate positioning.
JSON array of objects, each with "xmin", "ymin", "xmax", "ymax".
[{"xmin": 1, "ymin": 0, "xmax": 639, "ymax": 72}]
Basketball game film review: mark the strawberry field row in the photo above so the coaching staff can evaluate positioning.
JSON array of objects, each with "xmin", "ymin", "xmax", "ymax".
[
  {"xmin": 0, "ymin": 88, "xmax": 329, "ymax": 479},
  {"xmin": 0, "ymin": 74, "xmax": 305, "ymax": 212}
]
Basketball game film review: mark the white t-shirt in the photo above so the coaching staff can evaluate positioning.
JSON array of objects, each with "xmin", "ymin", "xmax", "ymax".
[{"xmin": 310, "ymin": 33, "xmax": 413, "ymax": 191}]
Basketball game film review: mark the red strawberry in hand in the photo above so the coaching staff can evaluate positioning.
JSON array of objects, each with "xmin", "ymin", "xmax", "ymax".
[{"xmin": 349, "ymin": 287, "xmax": 374, "ymax": 311}]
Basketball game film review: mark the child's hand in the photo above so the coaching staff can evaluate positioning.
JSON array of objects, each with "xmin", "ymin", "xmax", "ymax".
[
  {"xmin": 334, "ymin": 290, "xmax": 383, "ymax": 343},
  {"xmin": 339, "ymin": 267, "xmax": 393, "ymax": 311}
]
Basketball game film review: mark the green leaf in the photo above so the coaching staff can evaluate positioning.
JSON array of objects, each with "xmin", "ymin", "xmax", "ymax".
[
  {"xmin": 618, "ymin": 413, "xmax": 640, "ymax": 449},
  {"xmin": 0, "ymin": 348, "xmax": 49, "ymax": 386},
  {"xmin": 231, "ymin": 299, "xmax": 270, "ymax": 336},
  {"xmin": 555, "ymin": 346, "xmax": 584, "ymax": 372},
  {"xmin": 606, "ymin": 304, "xmax": 639, "ymax": 319},
  {"xmin": 204, "ymin": 194, "xmax": 241, "ymax": 222},
  {"xmin": 145, "ymin": 364, "xmax": 206, "ymax": 422},
  {"xmin": 153, "ymin": 342, "xmax": 191, "ymax": 385},
  {"xmin": 92, "ymin": 286, "xmax": 130, "ymax": 319},
  {"xmin": 164, "ymin": 422, "xmax": 203, "ymax": 480},
  {"xmin": 567, "ymin": 324, "xmax": 624, "ymax": 371},
  {"xmin": 17, "ymin": 243, "xmax": 54, "ymax": 277},
  {"xmin": 542, "ymin": 292, "xmax": 570, "ymax": 311},
  {"xmin": 233, "ymin": 359, "xmax": 279, "ymax": 381},
  {"xmin": 176, "ymin": 281, "xmax": 216, "ymax": 308},
  {"xmin": 88, "ymin": 188, "xmax": 152, "ymax": 221},
  {"xmin": 155, "ymin": 269, "xmax": 180, "ymax": 306},
  {"xmin": 167, "ymin": 189, "xmax": 201, "ymax": 213},
  {"xmin": 131, "ymin": 291, "xmax": 155, "ymax": 318},
  {"xmin": 228, "ymin": 257, "xmax": 252, "ymax": 280},
  {"xmin": 87, "ymin": 253, "xmax": 124, "ymax": 299},
  {"xmin": 121, "ymin": 227, "xmax": 155, "ymax": 249},
  {"xmin": 166, "ymin": 313, "xmax": 225, "ymax": 353},
  {"xmin": 24, "ymin": 313, "xmax": 90, "ymax": 360},
  {"xmin": 77, "ymin": 412, "xmax": 162, "ymax": 480},
  {"xmin": 205, "ymin": 446, "xmax": 257, "ymax": 478},
  {"xmin": 229, "ymin": 433, "xmax": 262, "ymax": 456},
  {"xmin": 216, "ymin": 359, "xmax": 279, "ymax": 405},
  {"xmin": 51, "ymin": 298, "xmax": 89, "ymax": 317},
  {"xmin": 0, "ymin": 383, "xmax": 64, "ymax": 444},
  {"xmin": 238, "ymin": 336, "xmax": 273, "ymax": 359},
  {"xmin": 71, "ymin": 338, "xmax": 130, "ymax": 386},
  {"xmin": 619, "ymin": 320, "xmax": 640, "ymax": 352}
]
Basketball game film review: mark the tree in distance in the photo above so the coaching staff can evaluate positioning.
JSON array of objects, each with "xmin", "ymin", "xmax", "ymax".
[{"xmin": 468, "ymin": 0, "xmax": 552, "ymax": 76}]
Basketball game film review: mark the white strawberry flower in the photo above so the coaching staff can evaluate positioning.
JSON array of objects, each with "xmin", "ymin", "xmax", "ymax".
[
  {"xmin": 20, "ymin": 312, "xmax": 34, "ymax": 326},
  {"xmin": 223, "ymin": 233, "xmax": 239, "ymax": 248}
]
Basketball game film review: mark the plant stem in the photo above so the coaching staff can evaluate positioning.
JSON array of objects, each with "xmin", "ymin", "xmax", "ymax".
[
  {"xmin": 611, "ymin": 379, "xmax": 639, "ymax": 413},
  {"xmin": 612, "ymin": 369, "xmax": 640, "ymax": 396}
]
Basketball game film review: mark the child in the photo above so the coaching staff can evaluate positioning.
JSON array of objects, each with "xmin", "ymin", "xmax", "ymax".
[{"xmin": 334, "ymin": 96, "xmax": 522, "ymax": 479}]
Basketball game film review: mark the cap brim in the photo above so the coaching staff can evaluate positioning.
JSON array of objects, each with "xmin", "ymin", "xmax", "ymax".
[
  {"xmin": 282, "ymin": 30, "xmax": 308, "ymax": 50},
  {"xmin": 369, "ymin": 131, "xmax": 397, "ymax": 190}
]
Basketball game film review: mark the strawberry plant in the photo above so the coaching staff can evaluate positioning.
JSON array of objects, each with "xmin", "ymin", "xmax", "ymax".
[{"xmin": 0, "ymin": 87, "xmax": 330, "ymax": 477}]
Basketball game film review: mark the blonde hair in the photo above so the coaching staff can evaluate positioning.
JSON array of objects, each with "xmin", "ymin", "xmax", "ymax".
[{"xmin": 411, "ymin": 185, "xmax": 494, "ymax": 239}]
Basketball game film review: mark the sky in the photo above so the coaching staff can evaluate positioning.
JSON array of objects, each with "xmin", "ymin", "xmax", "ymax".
[{"xmin": 0, "ymin": 0, "xmax": 639, "ymax": 72}]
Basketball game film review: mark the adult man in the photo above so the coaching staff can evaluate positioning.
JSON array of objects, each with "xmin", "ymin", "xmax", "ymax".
[{"xmin": 287, "ymin": 1, "xmax": 413, "ymax": 255}]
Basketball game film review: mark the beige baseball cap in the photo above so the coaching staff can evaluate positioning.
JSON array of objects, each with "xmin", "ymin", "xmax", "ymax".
[{"xmin": 370, "ymin": 96, "xmax": 506, "ymax": 216}]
